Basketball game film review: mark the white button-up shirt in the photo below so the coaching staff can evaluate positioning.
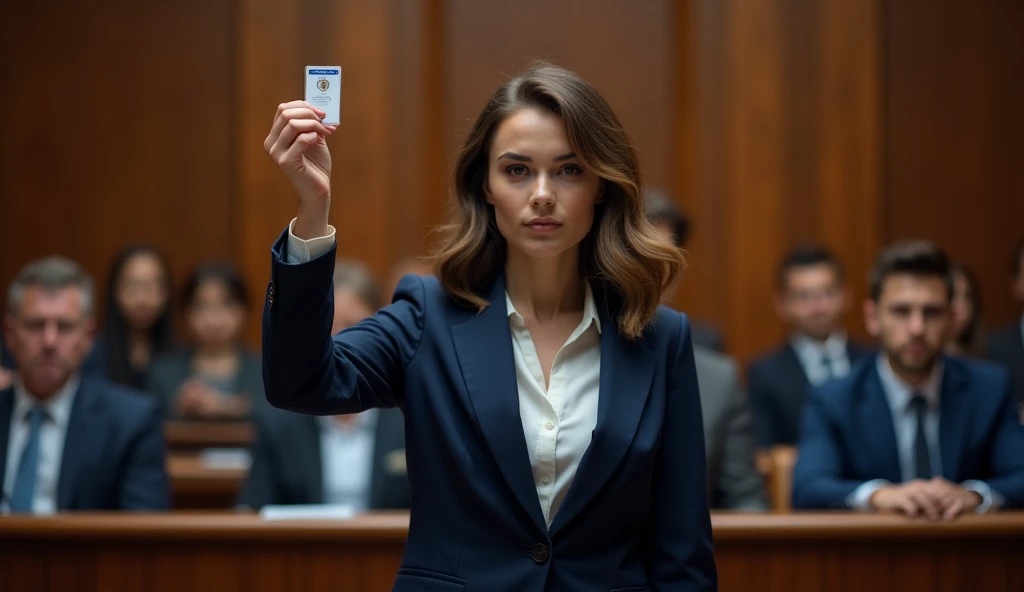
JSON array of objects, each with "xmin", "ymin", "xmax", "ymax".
[{"xmin": 2, "ymin": 376, "xmax": 79, "ymax": 514}]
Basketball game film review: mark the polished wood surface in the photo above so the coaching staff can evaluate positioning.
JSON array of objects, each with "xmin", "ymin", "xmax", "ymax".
[
  {"xmin": 167, "ymin": 453, "xmax": 246, "ymax": 509},
  {"xmin": 164, "ymin": 421, "xmax": 254, "ymax": 450},
  {"xmin": 1, "ymin": 512, "xmax": 1022, "ymax": 592}
]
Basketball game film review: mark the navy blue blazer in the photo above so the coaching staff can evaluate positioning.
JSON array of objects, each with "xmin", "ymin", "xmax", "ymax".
[
  {"xmin": 747, "ymin": 340, "xmax": 872, "ymax": 447},
  {"xmin": 792, "ymin": 355, "xmax": 1024, "ymax": 510},
  {"xmin": 0, "ymin": 377, "xmax": 171, "ymax": 511},
  {"xmin": 262, "ymin": 230, "xmax": 717, "ymax": 592}
]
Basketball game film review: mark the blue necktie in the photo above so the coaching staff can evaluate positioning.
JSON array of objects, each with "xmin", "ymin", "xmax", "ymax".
[{"xmin": 9, "ymin": 407, "xmax": 46, "ymax": 513}]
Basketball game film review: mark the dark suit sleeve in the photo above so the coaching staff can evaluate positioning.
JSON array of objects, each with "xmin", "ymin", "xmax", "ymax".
[
  {"xmin": 790, "ymin": 390, "xmax": 863, "ymax": 509},
  {"xmin": 746, "ymin": 365, "xmax": 777, "ymax": 449},
  {"xmin": 982, "ymin": 381, "xmax": 1024, "ymax": 508},
  {"xmin": 117, "ymin": 400, "xmax": 171, "ymax": 510},
  {"xmin": 236, "ymin": 415, "xmax": 283, "ymax": 509},
  {"xmin": 717, "ymin": 383, "xmax": 769, "ymax": 511},
  {"xmin": 648, "ymin": 316, "xmax": 718, "ymax": 591},
  {"xmin": 262, "ymin": 230, "xmax": 425, "ymax": 415}
]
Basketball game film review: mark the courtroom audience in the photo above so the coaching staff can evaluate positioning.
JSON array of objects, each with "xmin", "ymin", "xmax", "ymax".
[
  {"xmin": 646, "ymin": 191, "xmax": 766, "ymax": 510},
  {"xmin": 792, "ymin": 241, "xmax": 1024, "ymax": 517},
  {"xmin": 986, "ymin": 239, "xmax": 1024, "ymax": 407},
  {"xmin": 146, "ymin": 262, "xmax": 263, "ymax": 419},
  {"xmin": 1, "ymin": 257, "xmax": 170, "ymax": 513},
  {"xmin": 236, "ymin": 259, "xmax": 409, "ymax": 511},
  {"xmin": 946, "ymin": 262, "xmax": 983, "ymax": 357},
  {"xmin": 748, "ymin": 246, "xmax": 872, "ymax": 449},
  {"xmin": 88, "ymin": 246, "xmax": 176, "ymax": 390},
  {"xmin": 645, "ymin": 188, "xmax": 725, "ymax": 352}
]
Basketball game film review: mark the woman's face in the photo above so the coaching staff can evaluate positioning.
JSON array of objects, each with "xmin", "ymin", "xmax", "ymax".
[
  {"xmin": 185, "ymin": 280, "xmax": 245, "ymax": 349},
  {"xmin": 950, "ymin": 270, "xmax": 975, "ymax": 340},
  {"xmin": 115, "ymin": 253, "xmax": 169, "ymax": 330},
  {"xmin": 484, "ymin": 107, "xmax": 601, "ymax": 263}
]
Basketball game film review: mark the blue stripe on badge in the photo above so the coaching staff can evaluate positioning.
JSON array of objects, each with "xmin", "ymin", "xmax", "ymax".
[{"xmin": 309, "ymin": 69, "xmax": 339, "ymax": 75}]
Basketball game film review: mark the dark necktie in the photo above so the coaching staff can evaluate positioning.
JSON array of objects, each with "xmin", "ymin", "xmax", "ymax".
[
  {"xmin": 9, "ymin": 407, "xmax": 47, "ymax": 513},
  {"xmin": 909, "ymin": 394, "xmax": 933, "ymax": 480},
  {"xmin": 820, "ymin": 354, "xmax": 834, "ymax": 380}
]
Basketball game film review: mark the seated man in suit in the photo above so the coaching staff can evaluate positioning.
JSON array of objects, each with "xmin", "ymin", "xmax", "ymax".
[
  {"xmin": 793, "ymin": 241, "xmax": 1024, "ymax": 518},
  {"xmin": 644, "ymin": 188, "xmax": 725, "ymax": 352},
  {"xmin": 1, "ymin": 257, "xmax": 170, "ymax": 513},
  {"xmin": 748, "ymin": 246, "xmax": 872, "ymax": 449},
  {"xmin": 987, "ymin": 239, "xmax": 1024, "ymax": 411},
  {"xmin": 237, "ymin": 259, "xmax": 410, "ymax": 510}
]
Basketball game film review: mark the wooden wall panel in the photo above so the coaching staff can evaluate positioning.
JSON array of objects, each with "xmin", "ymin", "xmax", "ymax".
[
  {"xmin": 0, "ymin": 1, "xmax": 234, "ymax": 320},
  {"xmin": 885, "ymin": 0, "xmax": 1024, "ymax": 329},
  {"xmin": 685, "ymin": 0, "xmax": 883, "ymax": 363}
]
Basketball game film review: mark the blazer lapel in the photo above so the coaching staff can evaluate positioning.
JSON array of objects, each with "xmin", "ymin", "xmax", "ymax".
[
  {"xmin": 549, "ymin": 306, "xmax": 656, "ymax": 536},
  {"xmin": 938, "ymin": 361, "xmax": 968, "ymax": 481},
  {"xmin": 861, "ymin": 369, "xmax": 902, "ymax": 483},
  {"xmin": 0, "ymin": 389, "xmax": 12, "ymax": 487},
  {"xmin": 58, "ymin": 380, "xmax": 107, "ymax": 509},
  {"xmin": 451, "ymin": 276, "xmax": 546, "ymax": 531}
]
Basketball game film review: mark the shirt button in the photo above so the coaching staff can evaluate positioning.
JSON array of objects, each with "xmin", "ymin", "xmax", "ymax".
[
  {"xmin": 541, "ymin": 476, "xmax": 550, "ymax": 485},
  {"xmin": 545, "ymin": 422, "xmax": 554, "ymax": 430},
  {"xmin": 530, "ymin": 543, "xmax": 549, "ymax": 564}
]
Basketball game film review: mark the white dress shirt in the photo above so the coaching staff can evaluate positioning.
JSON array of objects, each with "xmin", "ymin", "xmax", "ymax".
[
  {"xmin": 847, "ymin": 355, "xmax": 999, "ymax": 512},
  {"xmin": 319, "ymin": 410, "xmax": 377, "ymax": 511},
  {"xmin": 791, "ymin": 333, "xmax": 851, "ymax": 386},
  {"xmin": 2, "ymin": 376, "xmax": 80, "ymax": 514},
  {"xmin": 284, "ymin": 219, "xmax": 602, "ymax": 526}
]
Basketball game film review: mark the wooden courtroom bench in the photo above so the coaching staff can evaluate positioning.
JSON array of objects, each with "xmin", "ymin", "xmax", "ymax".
[
  {"xmin": 164, "ymin": 421, "xmax": 254, "ymax": 509},
  {"xmin": 1, "ymin": 512, "xmax": 1021, "ymax": 592}
]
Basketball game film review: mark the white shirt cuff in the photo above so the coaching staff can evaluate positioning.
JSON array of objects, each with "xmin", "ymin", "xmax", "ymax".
[
  {"xmin": 846, "ymin": 479, "xmax": 891, "ymax": 510},
  {"xmin": 286, "ymin": 218, "xmax": 336, "ymax": 263},
  {"xmin": 962, "ymin": 480, "xmax": 1002, "ymax": 513}
]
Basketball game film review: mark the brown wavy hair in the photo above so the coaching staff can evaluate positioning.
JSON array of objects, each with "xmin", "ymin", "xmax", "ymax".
[{"xmin": 430, "ymin": 62, "xmax": 686, "ymax": 340}]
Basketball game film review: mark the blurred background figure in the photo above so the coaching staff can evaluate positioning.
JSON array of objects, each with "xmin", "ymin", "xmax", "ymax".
[
  {"xmin": 748, "ymin": 246, "xmax": 873, "ymax": 450},
  {"xmin": 947, "ymin": 262, "xmax": 983, "ymax": 357},
  {"xmin": 236, "ymin": 258, "xmax": 408, "ymax": 511},
  {"xmin": 147, "ymin": 262, "xmax": 263, "ymax": 420},
  {"xmin": 383, "ymin": 256, "xmax": 434, "ymax": 310},
  {"xmin": 0, "ymin": 335, "xmax": 13, "ymax": 391},
  {"xmin": 986, "ymin": 240, "xmax": 1024, "ymax": 408},
  {"xmin": 792, "ymin": 241, "xmax": 1024, "ymax": 516},
  {"xmin": 88, "ymin": 246, "xmax": 176, "ymax": 390},
  {"xmin": 646, "ymin": 190, "xmax": 767, "ymax": 511},
  {"xmin": 644, "ymin": 188, "xmax": 724, "ymax": 352},
  {"xmin": 2, "ymin": 257, "xmax": 169, "ymax": 514}
]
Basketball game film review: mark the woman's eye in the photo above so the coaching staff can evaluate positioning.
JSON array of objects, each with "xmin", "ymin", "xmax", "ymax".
[
  {"xmin": 561, "ymin": 164, "xmax": 582, "ymax": 175},
  {"xmin": 506, "ymin": 165, "xmax": 528, "ymax": 176}
]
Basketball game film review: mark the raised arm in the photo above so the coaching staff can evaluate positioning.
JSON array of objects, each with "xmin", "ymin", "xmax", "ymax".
[{"xmin": 261, "ymin": 101, "xmax": 424, "ymax": 416}]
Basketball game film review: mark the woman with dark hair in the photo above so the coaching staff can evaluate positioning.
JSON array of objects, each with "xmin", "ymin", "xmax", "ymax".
[
  {"xmin": 261, "ymin": 63, "xmax": 716, "ymax": 590},
  {"xmin": 948, "ymin": 262, "xmax": 983, "ymax": 357},
  {"xmin": 146, "ymin": 262, "xmax": 263, "ymax": 419},
  {"xmin": 89, "ymin": 246, "xmax": 176, "ymax": 389}
]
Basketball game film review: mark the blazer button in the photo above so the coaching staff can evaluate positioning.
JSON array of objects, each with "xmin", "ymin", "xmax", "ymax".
[{"xmin": 530, "ymin": 543, "xmax": 549, "ymax": 564}]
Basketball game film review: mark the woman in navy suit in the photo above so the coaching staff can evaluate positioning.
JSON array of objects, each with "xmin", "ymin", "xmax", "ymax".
[{"xmin": 262, "ymin": 63, "xmax": 717, "ymax": 591}]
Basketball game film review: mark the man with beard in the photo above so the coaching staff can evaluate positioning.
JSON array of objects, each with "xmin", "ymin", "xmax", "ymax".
[
  {"xmin": 1, "ymin": 257, "xmax": 169, "ymax": 514},
  {"xmin": 792, "ymin": 242, "xmax": 1024, "ymax": 518}
]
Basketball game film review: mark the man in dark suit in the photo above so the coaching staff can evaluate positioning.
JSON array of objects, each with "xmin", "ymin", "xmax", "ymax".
[
  {"xmin": 793, "ymin": 241, "xmax": 1024, "ymax": 518},
  {"xmin": 238, "ymin": 258, "xmax": 410, "ymax": 511},
  {"xmin": 987, "ymin": 239, "xmax": 1024, "ymax": 410},
  {"xmin": 645, "ymin": 188, "xmax": 725, "ymax": 352},
  {"xmin": 1, "ymin": 257, "xmax": 170, "ymax": 513},
  {"xmin": 748, "ymin": 246, "xmax": 872, "ymax": 448}
]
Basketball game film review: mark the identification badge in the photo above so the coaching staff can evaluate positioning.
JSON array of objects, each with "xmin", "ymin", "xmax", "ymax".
[{"xmin": 305, "ymin": 66, "xmax": 342, "ymax": 125}]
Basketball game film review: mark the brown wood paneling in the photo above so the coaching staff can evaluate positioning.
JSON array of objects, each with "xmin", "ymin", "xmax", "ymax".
[
  {"xmin": 1, "ymin": 512, "xmax": 1023, "ymax": 592},
  {"xmin": 0, "ymin": 1, "xmax": 234, "ymax": 316},
  {"xmin": 686, "ymin": 0, "xmax": 883, "ymax": 363},
  {"xmin": 885, "ymin": 0, "xmax": 1024, "ymax": 329}
]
